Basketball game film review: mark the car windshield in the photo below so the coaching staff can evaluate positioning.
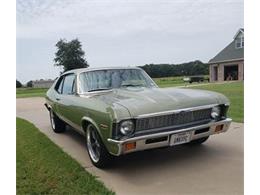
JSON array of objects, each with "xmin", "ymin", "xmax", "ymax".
[{"xmin": 79, "ymin": 69, "xmax": 157, "ymax": 93}]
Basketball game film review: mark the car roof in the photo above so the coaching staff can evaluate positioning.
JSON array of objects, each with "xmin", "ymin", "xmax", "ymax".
[{"xmin": 61, "ymin": 66, "xmax": 141, "ymax": 76}]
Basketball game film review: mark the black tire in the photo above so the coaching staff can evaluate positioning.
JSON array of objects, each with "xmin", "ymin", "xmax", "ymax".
[
  {"xmin": 188, "ymin": 136, "xmax": 209, "ymax": 145},
  {"xmin": 49, "ymin": 109, "xmax": 66, "ymax": 133},
  {"xmin": 85, "ymin": 124, "xmax": 113, "ymax": 168}
]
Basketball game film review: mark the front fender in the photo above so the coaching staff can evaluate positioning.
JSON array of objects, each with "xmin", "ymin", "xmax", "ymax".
[
  {"xmin": 81, "ymin": 116, "xmax": 119, "ymax": 155},
  {"xmin": 81, "ymin": 116, "xmax": 100, "ymax": 135}
]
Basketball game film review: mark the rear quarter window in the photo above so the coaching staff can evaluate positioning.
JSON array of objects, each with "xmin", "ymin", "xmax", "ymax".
[{"xmin": 54, "ymin": 76, "xmax": 64, "ymax": 94}]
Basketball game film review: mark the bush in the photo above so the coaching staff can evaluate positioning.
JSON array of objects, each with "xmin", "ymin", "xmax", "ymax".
[
  {"xmin": 26, "ymin": 80, "xmax": 33, "ymax": 87},
  {"xmin": 16, "ymin": 80, "xmax": 22, "ymax": 88}
]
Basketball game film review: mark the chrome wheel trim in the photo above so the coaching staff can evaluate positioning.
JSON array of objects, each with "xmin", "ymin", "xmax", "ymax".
[
  {"xmin": 50, "ymin": 110, "xmax": 55, "ymax": 130},
  {"xmin": 86, "ymin": 125, "xmax": 101, "ymax": 163}
]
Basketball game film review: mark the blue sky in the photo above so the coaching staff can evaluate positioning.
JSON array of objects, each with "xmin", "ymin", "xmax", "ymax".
[{"xmin": 16, "ymin": 0, "xmax": 243, "ymax": 83}]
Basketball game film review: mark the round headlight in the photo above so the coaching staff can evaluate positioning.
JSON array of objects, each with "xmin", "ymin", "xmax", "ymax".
[
  {"xmin": 211, "ymin": 106, "xmax": 221, "ymax": 119},
  {"xmin": 120, "ymin": 120, "xmax": 134, "ymax": 135}
]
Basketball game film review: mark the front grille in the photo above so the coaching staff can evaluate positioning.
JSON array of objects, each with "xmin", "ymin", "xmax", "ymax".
[{"xmin": 135, "ymin": 108, "xmax": 212, "ymax": 132}]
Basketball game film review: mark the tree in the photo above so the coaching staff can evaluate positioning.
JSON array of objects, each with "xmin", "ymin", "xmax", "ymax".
[
  {"xmin": 16, "ymin": 80, "xmax": 22, "ymax": 88},
  {"xmin": 139, "ymin": 60, "xmax": 209, "ymax": 78},
  {"xmin": 26, "ymin": 80, "xmax": 33, "ymax": 87},
  {"xmin": 54, "ymin": 39, "xmax": 89, "ymax": 72}
]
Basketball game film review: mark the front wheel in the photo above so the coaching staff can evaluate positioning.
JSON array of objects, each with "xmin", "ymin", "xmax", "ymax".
[
  {"xmin": 49, "ymin": 109, "xmax": 66, "ymax": 133},
  {"xmin": 85, "ymin": 124, "xmax": 113, "ymax": 168},
  {"xmin": 188, "ymin": 136, "xmax": 209, "ymax": 145}
]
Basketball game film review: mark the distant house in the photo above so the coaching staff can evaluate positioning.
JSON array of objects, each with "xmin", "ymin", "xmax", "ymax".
[
  {"xmin": 32, "ymin": 79, "xmax": 54, "ymax": 88},
  {"xmin": 208, "ymin": 28, "xmax": 244, "ymax": 82}
]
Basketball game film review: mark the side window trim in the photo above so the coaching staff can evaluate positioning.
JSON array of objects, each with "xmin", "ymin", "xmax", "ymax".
[
  {"xmin": 54, "ymin": 76, "xmax": 64, "ymax": 94},
  {"xmin": 54, "ymin": 73, "xmax": 77, "ymax": 95},
  {"xmin": 60, "ymin": 77, "xmax": 65, "ymax": 94},
  {"xmin": 71, "ymin": 78, "xmax": 76, "ymax": 94},
  {"xmin": 61, "ymin": 73, "xmax": 76, "ymax": 95}
]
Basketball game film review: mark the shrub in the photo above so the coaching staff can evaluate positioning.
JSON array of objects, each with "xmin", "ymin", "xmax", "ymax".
[{"xmin": 16, "ymin": 80, "xmax": 22, "ymax": 88}]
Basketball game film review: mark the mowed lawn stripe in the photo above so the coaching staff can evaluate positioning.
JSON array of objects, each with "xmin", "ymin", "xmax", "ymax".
[
  {"xmin": 186, "ymin": 81, "xmax": 244, "ymax": 123},
  {"xmin": 16, "ymin": 88, "xmax": 48, "ymax": 98},
  {"xmin": 16, "ymin": 117, "xmax": 114, "ymax": 195}
]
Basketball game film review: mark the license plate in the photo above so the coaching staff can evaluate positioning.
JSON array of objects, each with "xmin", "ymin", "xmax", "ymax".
[{"xmin": 170, "ymin": 132, "xmax": 192, "ymax": 146}]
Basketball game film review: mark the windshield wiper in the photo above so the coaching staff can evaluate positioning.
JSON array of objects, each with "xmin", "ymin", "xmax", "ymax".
[
  {"xmin": 121, "ymin": 84, "xmax": 143, "ymax": 87},
  {"xmin": 87, "ymin": 88, "xmax": 112, "ymax": 92}
]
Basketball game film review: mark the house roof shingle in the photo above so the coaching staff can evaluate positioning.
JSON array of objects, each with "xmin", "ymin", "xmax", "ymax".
[{"xmin": 209, "ymin": 28, "xmax": 244, "ymax": 64}]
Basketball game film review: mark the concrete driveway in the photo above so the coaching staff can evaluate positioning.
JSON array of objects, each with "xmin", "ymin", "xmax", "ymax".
[{"xmin": 16, "ymin": 97, "xmax": 244, "ymax": 195}]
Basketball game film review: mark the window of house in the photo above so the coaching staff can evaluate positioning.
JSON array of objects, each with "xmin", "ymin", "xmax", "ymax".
[
  {"xmin": 235, "ymin": 36, "xmax": 244, "ymax": 49},
  {"xmin": 236, "ymin": 39, "xmax": 241, "ymax": 48},
  {"xmin": 62, "ymin": 74, "xmax": 76, "ymax": 95}
]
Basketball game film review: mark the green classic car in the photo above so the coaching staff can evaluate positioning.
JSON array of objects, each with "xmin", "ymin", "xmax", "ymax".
[{"xmin": 45, "ymin": 67, "xmax": 232, "ymax": 168}]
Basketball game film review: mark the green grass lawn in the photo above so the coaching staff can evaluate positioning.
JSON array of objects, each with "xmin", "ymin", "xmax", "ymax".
[
  {"xmin": 186, "ymin": 82, "xmax": 244, "ymax": 123},
  {"xmin": 153, "ymin": 76, "xmax": 209, "ymax": 88},
  {"xmin": 16, "ymin": 76, "xmax": 205, "ymax": 98},
  {"xmin": 154, "ymin": 76, "xmax": 243, "ymax": 123},
  {"xmin": 16, "ymin": 117, "xmax": 114, "ymax": 195},
  {"xmin": 153, "ymin": 77, "xmax": 244, "ymax": 122},
  {"xmin": 16, "ymin": 88, "xmax": 48, "ymax": 98},
  {"xmin": 153, "ymin": 76, "xmax": 185, "ymax": 87},
  {"xmin": 16, "ymin": 79, "xmax": 243, "ymax": 122}
]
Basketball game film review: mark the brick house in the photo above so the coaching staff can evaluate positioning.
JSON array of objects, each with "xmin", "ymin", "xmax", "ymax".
[
  {"xmin": 209, "ymin": 28, "xmax": 244, "ymax": 82},
  {"xmin": 32, "ymin": 79, "xmax": 54, "ymax": 88}
]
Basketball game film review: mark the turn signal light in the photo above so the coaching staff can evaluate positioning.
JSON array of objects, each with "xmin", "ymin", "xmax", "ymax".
[
  {"xmin": 124, "ymin": 142, "xmax": 136, "ymax": 151},
  {"xmin": 215, "ymin": 125, "xmax": 224, "ymax": 133}
]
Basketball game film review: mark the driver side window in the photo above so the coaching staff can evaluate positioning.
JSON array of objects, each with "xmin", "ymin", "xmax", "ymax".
[
  {"xmin": 62, "ymin": 74, "xmax": 76, "ymax": 95},
  {"xmin": 54, "ymin": 76, "xmax": 64, "ymax": 94}
]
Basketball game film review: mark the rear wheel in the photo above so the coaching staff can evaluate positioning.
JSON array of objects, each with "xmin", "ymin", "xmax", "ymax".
[
  {"xmin": 85, "ymin": 124, "xmax": 113, "ymax": 168},
  {"xmin": 188, "ymin": 136, "xmax": 209, "ymax": 145},
  {"xmin": 49, "ymin": 109, "xmax": 66, "ymax": 133}
]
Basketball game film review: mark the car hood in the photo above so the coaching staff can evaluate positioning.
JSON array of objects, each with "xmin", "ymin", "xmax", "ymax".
[{"xmin": 92, "ymin": 87, "xmax": 229, "ymax": 117}]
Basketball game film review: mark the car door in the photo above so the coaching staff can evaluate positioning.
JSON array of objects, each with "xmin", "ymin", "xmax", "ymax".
[
  {"xmin": 52, "ymin": 76, "xmax": 64, "ymax": 118},
  {"xmin": 58, "ymin": 73, "xmax": 77, "ymax": 127}
]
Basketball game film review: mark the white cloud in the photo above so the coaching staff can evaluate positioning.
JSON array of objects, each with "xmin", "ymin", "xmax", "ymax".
[
  {"xmin": 16, "ymin": 0, "xmax": 244, "ymax": 82},
  {"xmin": 17, "ymin": 0, "xmax": 244, "ymax": 38}
]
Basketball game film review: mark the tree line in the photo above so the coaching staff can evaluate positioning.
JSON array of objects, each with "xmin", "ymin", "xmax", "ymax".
[
  {"xmin": 139, "ymin": 60, "xmax": 209, "ymax": 78},
  {"xmin": 52, "ymin": 39, "xmax": 209, "ymax": 78}
]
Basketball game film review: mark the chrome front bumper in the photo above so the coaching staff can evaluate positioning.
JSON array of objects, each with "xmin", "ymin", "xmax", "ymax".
[{"xmin": 107, "ymin": 118, "xmax": 232, "ymax": 156}]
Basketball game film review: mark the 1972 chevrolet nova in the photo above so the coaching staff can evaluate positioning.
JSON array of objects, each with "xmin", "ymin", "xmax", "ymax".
[{"xmin": 45, "ymin": 67, "xmax": 232, "ymax": 168}]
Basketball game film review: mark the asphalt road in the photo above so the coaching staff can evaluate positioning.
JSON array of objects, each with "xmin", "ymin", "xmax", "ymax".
[{"xmin": 16, "ymin": 97, "xmax": 244, "ymax": 195}]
